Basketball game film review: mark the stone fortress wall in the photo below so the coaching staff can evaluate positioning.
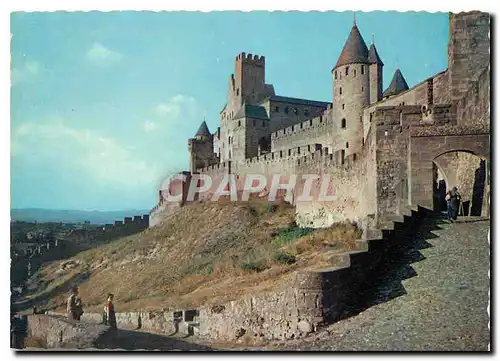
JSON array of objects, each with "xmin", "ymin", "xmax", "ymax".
[{"xmin": 148, "ymin": 11, "xmax": 490, "ymax": 233}]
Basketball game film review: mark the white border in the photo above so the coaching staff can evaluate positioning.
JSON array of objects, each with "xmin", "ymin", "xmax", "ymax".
[{"xmin": 3, "ymin": 0, "xmax": 497, "ymax": 360}]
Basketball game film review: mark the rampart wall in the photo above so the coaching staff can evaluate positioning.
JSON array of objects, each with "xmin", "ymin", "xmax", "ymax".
[
  {"xmin": 270, "ymin": 110, "xmax": 331, "ymax": 152},
  {"xmin": 294, "ymin": 123, "xmax": 377, "ymax": 230},
  {"xmin": 26, "ymin": 314, "xmax": 109, "ymax": 349}
]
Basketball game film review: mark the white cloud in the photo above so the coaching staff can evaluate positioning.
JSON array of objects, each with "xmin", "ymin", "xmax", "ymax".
[
  {"xmin": 85, "ymin": 42, "xmax": 122, "ymax": 66},
  {"xmin": 151, "ymin": 95, "xmax": 206, "ymax": 138},
  {"xmin": 11, "ymin": 119, "xmax": 158, "ymax": 188},
  {"xmin": 143, "ymin": 120, "xmax": 156, "ymax": 132},
  {"xmin": 11, "ymin": 60, "xmax": 41, "ymax": 86}
]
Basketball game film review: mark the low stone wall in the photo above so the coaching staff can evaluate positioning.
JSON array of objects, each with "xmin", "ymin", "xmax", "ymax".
[
  {"xmin": 26, "ymin": 314, "xmax": 110, "ymax": 349},
  {"xmin": 47, "ymin": 310, "xmax": 189, "ymax": 335},
  {"xmin": 47, "ymin": 206, "xmax": 425, "ymax": 344}
]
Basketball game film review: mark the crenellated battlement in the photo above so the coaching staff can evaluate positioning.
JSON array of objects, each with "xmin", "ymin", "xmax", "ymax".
[
  {"xmin": 197, "ymin": 161, "xmax": 231, "ymax": 173},
  {"xmin": 271, "ymin": 114, "xmax": 329, "ymax": 140},
  {"xmin": 295, "ymin": 146, "xmax": 362, "ymax": 170},
  {"xmin": 245, "ymin": 144, "xmax": 322, "ymax": 165},
  {"xmin": 235, "ymin": 52, "xmax": 265, "ymax": 65}
]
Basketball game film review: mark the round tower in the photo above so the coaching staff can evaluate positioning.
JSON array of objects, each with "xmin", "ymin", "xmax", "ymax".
[{"xmin": 331, "ymin": 21, "xmax": 370, "ymax": 157}]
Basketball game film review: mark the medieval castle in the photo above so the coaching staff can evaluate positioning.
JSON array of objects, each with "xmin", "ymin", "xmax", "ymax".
[{"xmin": 150, "ymin": 12, "xmax": 490, "ymax": 231}]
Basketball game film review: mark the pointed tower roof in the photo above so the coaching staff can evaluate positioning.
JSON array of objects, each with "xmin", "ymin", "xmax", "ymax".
[
  {"xmin": 334, "ymin": 24, "xmax": 369, "ymax": 69},
  {"xmin": 194, "ymin": 120, "xmax": 211, "ymax": 137},
  {"xmin": 383, "ymin": 69, "xmax": 409, "ymax": 97},
  {"xmin": 368, "ymin": 43, "xmax": 384, "ymax": 66}
]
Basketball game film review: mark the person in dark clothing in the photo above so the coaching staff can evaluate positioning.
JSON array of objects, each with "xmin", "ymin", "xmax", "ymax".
[
  {"xmin": 103, "ymin": 293, "xmax": 117, "ymax": 329},
  {"xmin": 75, "ymin": 297, "xmax": 84, "ymax": 321},
  {"xmin": 445, "ymin": 191, "xmax": 454, "ymax": 221},
  {"xmin": 451, "ymin": 187, "xmax": 461, "ymax": 220}
]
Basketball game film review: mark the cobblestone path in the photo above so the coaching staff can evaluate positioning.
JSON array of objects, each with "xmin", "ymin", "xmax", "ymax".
[{"xmin": 261, "ymin": 216, "xmax": 491, "ymax": 351}]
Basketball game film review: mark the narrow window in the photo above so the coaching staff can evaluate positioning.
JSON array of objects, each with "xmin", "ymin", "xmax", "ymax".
[
  {"xmin": 342, "ymin": 104, "xmax": 345, "ymax": 110},
  {"xmin": 341, "ymin": 118, "xmax": 346, "ymax": 128},
  {"xmin": 361, "ymin": 65, "xmax": 365, "ymax": 74},
  {"xmin": 345, "ymin": 66, "xmax": 349, "ymax": 75},
  {"xmin": 340, "ymin": 87, "xmax": 342, "ymax": 95},
  {"xmin": 298, "ymin": 147, "xmax": 301, "ymax": 154},
  {"xmin": 360, "ymin": 116, "xmax": 362, "ymax": 122},
  {"xmin": 346, "ymin": 142, "xmax": 349, "ymax": 149},
  {"xmin": 334, "ymin": 71, "xmax": 337, "ymax": 80},
  {"xmin": 275, "ymin": 106, "xmax": 279, "ymax": 112},
  {"xmin": 309, "ymin": 119, "xmax": 313, "ymax": 126},
  {"xmin": 229, "ymin": 151, "xmax": 231, "ymax": 158},
  {"xmin": 361, "ymin": 86, "xmax": 364, "ymax": 91},
  {"xmin": 341, "ymin": 149, "xmax": 345, "ymax": 164},
  {"xmin": 288, "ymin": 149, "xmax": 291, "ymax": 156},
  {"xmin": 353, "ymin": 69, "xmax": 357, "ymax": 77},
  {"xmin": 236, "ymin": 88, "xmax": 239, "ymax": 96},
  {"xmin": 369, "ymin": 113, "xmax": 373, "ymax": 122},
  {"xmin": 238, "ymin": 120, "xmax": 241, "ymax": 127}
]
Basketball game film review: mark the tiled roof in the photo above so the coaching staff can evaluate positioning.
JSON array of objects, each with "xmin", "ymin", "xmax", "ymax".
[
  {"xmin": 234, "ymin": 104, "xmax": 269, "ymax": 120},
  {"xmin": 265, "ymin": 95, "xmax": 331, "ymax": 108},
  {"xmin": 383, "ymin": 69, "xmax": 410, "ymax": 97},
  {"xmin": 368, "ymin": 43, "xmax": 384, "ymax": 66},
  {"xmin": 334, "ymin": 24, "xmax": 369, "ymax": 69}
]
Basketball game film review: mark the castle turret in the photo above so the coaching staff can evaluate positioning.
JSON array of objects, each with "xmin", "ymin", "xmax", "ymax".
[
  {"xmin": 332, "ymin": 21, "xmax": 370, "ymax": 156},
  {"xmin": 382, "ymin": 69, "xmax": 409, "ymax": 98},
  {"xmin": 368, "ymin": 38, "xmax": 384, "ymax": 104},
  {"xmin": 188, "ymin": 120, "xmax": 217, "ymax": 173}
]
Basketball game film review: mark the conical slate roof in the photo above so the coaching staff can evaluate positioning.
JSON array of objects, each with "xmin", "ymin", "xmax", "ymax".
[
  {"xmin": 383, "ymin": 69, "xmax": 409, "ymax": 97},
  {"xmin": 195, "ymin": 120, "xmax": 211, "ymax": 137},
  {"xmin": 368, "ymin": 43, "xmax": 384, "ymax": 66},
  {"xmin": 334, "ymin": 24, "xmax": 369, "ymax": 69}
]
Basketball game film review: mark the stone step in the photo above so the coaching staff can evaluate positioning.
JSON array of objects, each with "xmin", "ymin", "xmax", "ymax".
[{"xmin": 378, "ymin": 222, "xmax": 395, "ymax": 231}]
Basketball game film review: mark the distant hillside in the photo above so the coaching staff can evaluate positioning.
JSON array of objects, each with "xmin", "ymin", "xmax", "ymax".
[{"xmin": 10, "ymin": 208, "xmax": 150, "ymax": 225}]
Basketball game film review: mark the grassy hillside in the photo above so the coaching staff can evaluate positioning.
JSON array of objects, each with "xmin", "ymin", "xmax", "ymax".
[{"xmin": 23, "ymin": 201, "xmax": 361, "ymax": 313}]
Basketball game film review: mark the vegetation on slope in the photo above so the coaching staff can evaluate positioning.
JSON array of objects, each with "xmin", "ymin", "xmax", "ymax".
[{"xmin": 23, "ymin": 200, "xmax": 361, "ymax": 313}]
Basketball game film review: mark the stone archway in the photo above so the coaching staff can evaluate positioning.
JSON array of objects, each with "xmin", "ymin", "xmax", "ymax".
[
  {"xmin": 433, "ymin": 151, "xmax": 487, "ymax": 216},
  {"xmin": 409, "ymin": 133, "xmax": 489, "ymax": 212}
]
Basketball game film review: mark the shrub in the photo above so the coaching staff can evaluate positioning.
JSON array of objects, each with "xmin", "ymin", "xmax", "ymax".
[
  {"xmin": 273, "ymin": 223, "xmax": 316, "ymax": 246},
  {"xmin": 240, "ymin": 260, "xmax": 268, "ymax": 273},
  {"xmin": 272, "ymin": 252, "xmax": 296, "ymax": 265},
  {"xmin": 266, "ymin": 204, "xmax": 278, "ymax": 213}
]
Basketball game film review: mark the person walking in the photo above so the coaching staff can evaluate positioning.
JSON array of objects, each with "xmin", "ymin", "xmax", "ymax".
[
  {"xmin": 67, "ymin": 286, "xmax": 81, "ymax": 321},
  {"xmin": 103, "ymin": 293, "xmax": 117, "ymax": 329}
]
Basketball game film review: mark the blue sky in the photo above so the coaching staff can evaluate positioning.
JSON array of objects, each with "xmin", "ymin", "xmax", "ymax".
[{"xmin": 10, "ymin": 11, "xmax": 449, "ymax": 211}]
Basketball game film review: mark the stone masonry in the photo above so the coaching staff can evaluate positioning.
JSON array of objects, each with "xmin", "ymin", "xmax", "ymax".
[{"xmin": 150, "ymin": 11, "xmax": 490, "ymax": 231}]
